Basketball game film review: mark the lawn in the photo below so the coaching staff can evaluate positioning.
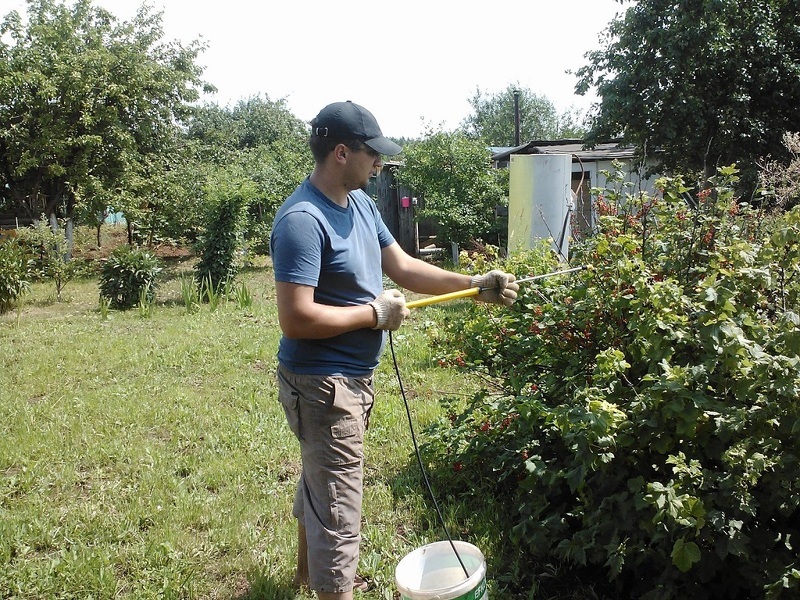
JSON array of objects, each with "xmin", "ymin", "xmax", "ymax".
[{"xmin": 0, "ymin": 251, "xmax": 515, "ymax": 599}]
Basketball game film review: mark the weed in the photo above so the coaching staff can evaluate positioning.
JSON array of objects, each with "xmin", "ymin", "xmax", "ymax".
[
  {"xmin": 180, "ymin": 275, "xmax": 200, "ymax": 314},
  {"xmin": 138, "ymin": 281, "xmax": 154, "ymax": 318},
  {"xmin": 98, "ymin": 294, "xmax": 111, "ymax": 319},
  {"xmin": 200, "ymin": 274, "xmax": 224, "ymax": 310},
  {"xmin": 232, "ymin": 280, "xmax": 253, "ymax": 309}
]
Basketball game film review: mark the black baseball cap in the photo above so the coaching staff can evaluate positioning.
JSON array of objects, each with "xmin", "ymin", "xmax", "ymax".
[{"xmin": 311, "ymin": 101, "xmax": 402, "ymax": 156}]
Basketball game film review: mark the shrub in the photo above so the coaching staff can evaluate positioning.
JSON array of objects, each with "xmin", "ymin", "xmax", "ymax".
[
  {"xmin": 0, "ymin": 238, "xmax": 31, "ymax": 313},
  {"xmin": 759, "ymin": 132, "xmax": 800, "ymax": 210},
  {"xmin": 396, "ymin": 130, "xmax": 507, "ymax": 249},
  {"xmin": 424, "ymin": 166, "xmax": 800, "ymax": 599},
  {"xmin": 15, "ymin": 220, "xmax": 82, "ymax": 302},
  {"xmin": 99, "ymin": 246, "xmax": 162, "ymax": 310},
  {"xmin": 194, "ymin": 177, "xmax": 252, "ymax": 294}
]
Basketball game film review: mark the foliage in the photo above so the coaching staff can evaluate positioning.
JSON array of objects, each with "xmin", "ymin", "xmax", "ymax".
[
  {"xmin": 424, "ymin": 166, "xmax": 800, "ymax": 599},
  {"xmin": 396, "ymin": 129, "xmax": 506, "ymax": 249},
  {"xmin": 180, "ymin": 274, "xmax": 200, "ymax": 314},
  {"xmin": 99, "ymin": 245, "xmax": 162, "ymax": 309},
  {"xmin": 186, "ymin": 95, "xmax": 308, "ymax": 157},
  {"xmin": 235, "ymin": 142, "xmax": 310, "ymax": 252},
  {"xmin": 230, "ymin": 280, "xmax": 253, "ymax": 310},
  {"xmin": 182, "ymin": 96, "xmax": 311, "ymax": 250},
  {"xmin": 194, "ymin": 175, "xmax": 253, "ymax": 293},
  {"xmin": 461, "ymin": 83, "xmax": 588, "ymax": 145},
  {"xmin": 759, "ymin": 132, "xmax": 800, "ymax": 211},
  {"xmin": 0, "ymin": 0, "xmax": 210, "ymax": 230},
  {"xmin": 575, "ymin": 0, "xmax": 800, "ymax": 191},
  {"xmin": 14, "ymin": 219, "xmax": 85, "ymax": 301},
  {"xmin": 0, "ymin": 238, "xmax": 31, "ymax": 313},
  {"xmin": 137, "ymin": 280, "xmax": 155, "ymax": 318},
  {"xmin": 123, "ymin": 131, "xmax": 205, "ymax": 247}
]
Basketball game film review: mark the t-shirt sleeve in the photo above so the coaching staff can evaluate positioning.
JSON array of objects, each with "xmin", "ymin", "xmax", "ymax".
[
  {"xmin": 271, "ymin": 211, "xmax": 324, "ymax": 287},
  {"xmin": 376, "ymin": 210, "xmax": 395, "ymax": 249}
]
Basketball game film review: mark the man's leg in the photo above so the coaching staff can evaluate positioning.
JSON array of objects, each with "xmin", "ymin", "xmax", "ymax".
[
  {"xmin": 296, "ymin": 521, "xmax": 353, "ymax": 599},
  {"xmin": 293, "ymin": 521, "xmax": 309, "ymax": 588},
  {"xmin": 279, "ymin": 369, "xmax": 372, "ymax": 596}
]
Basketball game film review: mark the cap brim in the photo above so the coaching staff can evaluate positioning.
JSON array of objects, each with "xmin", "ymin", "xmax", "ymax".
[{"xmin": 365, "ymin": 137, "xmax": 402, "ymax": 156}]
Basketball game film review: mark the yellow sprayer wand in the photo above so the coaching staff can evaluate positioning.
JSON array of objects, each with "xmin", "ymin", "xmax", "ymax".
[{"xmin": 405, "ymin": 265, "xmax": 587, "ymax": 310}]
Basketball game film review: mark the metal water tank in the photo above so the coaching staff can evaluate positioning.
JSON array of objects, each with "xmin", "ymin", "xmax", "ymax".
[{"xmin": 507, "ymin": 153, "xmax": 572, "ymax": 260}]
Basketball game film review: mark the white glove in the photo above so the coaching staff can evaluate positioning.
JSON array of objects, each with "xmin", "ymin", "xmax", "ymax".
[
  {"xmin": 470, "ymin": 270, "xmax": 519, "ymax": 306},
  {"xmin": 369, "ymin": 289, "xmax": 409, "ymax": 330}
]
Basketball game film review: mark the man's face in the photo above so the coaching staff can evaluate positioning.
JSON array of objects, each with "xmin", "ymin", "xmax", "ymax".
[{"xmin": 345, "ymin": 143, "xmax": 383, "ymax": 192}]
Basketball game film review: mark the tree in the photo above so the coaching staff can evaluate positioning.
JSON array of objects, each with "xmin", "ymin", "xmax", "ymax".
[
  {"xmin": 460, "ymin": 84, "xmax": 588, "ymax": 146},
  {"xmin": 186, "ymin": 96, "xmax": 308, "ymax": 158},
  {"xmin": 194, "ymin": 172, "xmax": 253, "ymax": 294},
  {"xmin": 183, "ymin": 96, "xmax": 311, "ymax": 251},
  {"xmin": 0, "ymin": 0, "xmax": 211, "ymax": 248},
  {"xmin": 396, "ymin": 129, "xmax": 506, "ymax": 250},
  {"xmin": 575, "ymin": 0, "xmax": 800, "ymax": 192}
]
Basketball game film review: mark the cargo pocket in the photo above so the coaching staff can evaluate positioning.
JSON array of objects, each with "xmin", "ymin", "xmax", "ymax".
[
  {"xmin": 328, "ymin": 413, "xmax": 363, "ymax": 467},
  {"xmin": 328, "ymin": 480, "xmax": 339, "ymax": 528}
]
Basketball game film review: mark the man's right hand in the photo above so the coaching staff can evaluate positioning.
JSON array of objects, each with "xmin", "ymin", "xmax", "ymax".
[{"xmin": 369, "ymin": 289, "xmax": 409, "ymax": 330}]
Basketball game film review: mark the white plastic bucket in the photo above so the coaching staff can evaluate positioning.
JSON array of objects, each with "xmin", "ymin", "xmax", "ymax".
[{"xmin": 395, "ymin": 540, "xmax": 488, "ymax": 600}]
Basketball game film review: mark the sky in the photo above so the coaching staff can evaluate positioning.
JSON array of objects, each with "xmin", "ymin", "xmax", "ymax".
[{"xmin": 4, "ymin": 0, "xmax": 625, "ymax": 139}]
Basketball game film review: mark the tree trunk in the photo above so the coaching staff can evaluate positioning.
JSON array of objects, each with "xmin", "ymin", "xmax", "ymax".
[{"xmin": 65, "ymin": 217, "xmax": 74, "ymax": 259}]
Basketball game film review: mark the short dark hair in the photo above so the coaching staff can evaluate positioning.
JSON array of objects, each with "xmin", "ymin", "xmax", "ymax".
[{"xmin": 308, "ymin": 135, "xmax": 368, "ymax": 162}]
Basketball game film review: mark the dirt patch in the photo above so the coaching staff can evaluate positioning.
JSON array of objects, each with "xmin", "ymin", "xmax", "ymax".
[
  {"xmin": 152, "ymin": 244, "xmax": 194, "ymax": 260},
  {"xmin": 74, "ymin": 226, "xmax": 195, "ymax": 262}
]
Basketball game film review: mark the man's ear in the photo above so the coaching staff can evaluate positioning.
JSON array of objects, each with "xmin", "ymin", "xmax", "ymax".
[{"xmin": 333, "ymin": 143, "xmax": 349, "ymax": 163}]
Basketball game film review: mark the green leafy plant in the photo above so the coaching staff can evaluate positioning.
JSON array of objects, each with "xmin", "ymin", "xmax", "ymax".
[
  {"xmin": 15, "ymin": 221, "xmax": 78, "ymax": 302},
  {"xmin": 396, "ymin": 129, "xmax": 506, "ymax": 250},
  {"xmin": 194, "ymin": 176, "xmax": 253, "ymax": 295},
  {"xmin": 0, "ymin": 238, "xmax": 31, "ymax": 314},
  {"xmin": 98, "ymin": 294, "xmax": 111, "ymax": 319},
  {"xmin": 180, "ymin": 275, "xmax": 200, "ymax": 314},
  {"xmin": 424, "ymin": 166, "xmax": 800, "ymax": 599},
  {"xmin": 138, "ymin": 281, "xmax": 154, "ymax": 318},
  {"xmin": 199, "ymin": 275, "xmax": 225, "ymax": 311},
  {"xmin": 99, "ymin": 246, "xmax": 162, "ymax": 310},
  {"xmin": 231, "ymin": 280, "xmax": 253, "ymax": 309}
]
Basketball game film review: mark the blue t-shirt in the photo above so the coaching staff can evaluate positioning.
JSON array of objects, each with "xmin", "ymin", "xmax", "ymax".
[{"xmin": 270, "ymin": 178, "xmax": 396, "ymax": 376}]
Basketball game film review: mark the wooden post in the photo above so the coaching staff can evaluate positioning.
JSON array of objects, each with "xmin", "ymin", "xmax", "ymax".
[
  {"xmin": 398, "ymin": 196, "xmax": 419, "ymax": 257},
  {"xmin": 373, "ymin": 164, "xmax": 418, "ymax": 257}
]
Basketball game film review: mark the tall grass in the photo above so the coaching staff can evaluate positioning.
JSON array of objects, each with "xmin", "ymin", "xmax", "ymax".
[{"xmin": 0, "ymin": 260, "xmax": 516, "ymax": 599}]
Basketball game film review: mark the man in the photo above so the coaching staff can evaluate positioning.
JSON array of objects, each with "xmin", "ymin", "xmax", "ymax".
[{"xmin": 270, "ymin": 100, "xmax": 518, "ymax": 598}]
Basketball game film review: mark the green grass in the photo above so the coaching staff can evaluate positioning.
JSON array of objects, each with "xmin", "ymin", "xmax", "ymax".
[{"xmin": 0, "ymin": 257, "xmax": 520, "ymax": 599}]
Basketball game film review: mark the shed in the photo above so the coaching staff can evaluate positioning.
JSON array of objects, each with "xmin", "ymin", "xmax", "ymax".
[
  {"xmin": 367, "ymin": 162, "xmax": 438, "ymax": 259},
  {"xmin": 492, "ymin": 139, "xmax": 661, "ymax": 236}
]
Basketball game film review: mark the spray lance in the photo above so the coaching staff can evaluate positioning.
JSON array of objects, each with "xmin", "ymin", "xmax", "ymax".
[{"xmin": 405, "ymin": 264, "xmax": 588, "ymax": 309}]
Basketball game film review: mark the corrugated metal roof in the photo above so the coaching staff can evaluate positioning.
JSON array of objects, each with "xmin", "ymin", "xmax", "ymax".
[{"xmin": 491, "ymin": 139, "xmax": 637, "ymax": 163}]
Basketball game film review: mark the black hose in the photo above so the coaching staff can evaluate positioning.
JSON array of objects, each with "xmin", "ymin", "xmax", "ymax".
[{"xmin": 388, "ymin": 330, "xmax": 471, "ymax": 579}]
